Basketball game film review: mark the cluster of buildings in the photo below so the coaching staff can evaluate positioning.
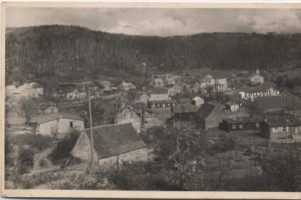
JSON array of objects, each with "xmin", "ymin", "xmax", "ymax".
[{"xmin": 6, "ymin": 68, "xmax": 301, "ymax": 172}]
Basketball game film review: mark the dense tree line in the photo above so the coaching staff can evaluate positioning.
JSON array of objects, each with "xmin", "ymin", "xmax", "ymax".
[{"xmin": 5, "ymin": 25, "xmax": 301, "ymax": 85}]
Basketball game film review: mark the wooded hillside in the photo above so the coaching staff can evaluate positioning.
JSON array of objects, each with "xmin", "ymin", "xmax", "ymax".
[{"xmin": 5, "ymin": 25, "xmax": 301, "ymax": 84}]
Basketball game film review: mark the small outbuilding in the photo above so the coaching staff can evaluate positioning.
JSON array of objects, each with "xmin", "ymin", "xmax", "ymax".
[
  {"xmin": 29, "ymin": 113, "xmax": 84, "ymax": 138},
  {"xmin": 192, "ymin": 96, "xmax": 204, "ymax": 107}
]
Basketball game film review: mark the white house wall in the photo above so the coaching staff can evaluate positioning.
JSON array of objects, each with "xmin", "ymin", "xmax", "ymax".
[
  {"xmin": 98, "ymin": 148, "xmax": 148, "ymax": 170},
  {"xmin": 37, "ymin": 118, "xmax": 84, "ymax": 137}
]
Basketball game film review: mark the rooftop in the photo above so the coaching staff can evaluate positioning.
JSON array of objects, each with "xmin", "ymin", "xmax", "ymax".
[
  {"xmin": 223, "ymin": 116, "xmax": 263, "ymax": 124},
  {"xmin": 149, "ymin": 88, "xmax": 169, "ymax": 95},
  {"xmin": 173, "ymin": 104, "xmax": 199, "ymax": 114},
  {"xmin": 197, "ymin": 103, "xmax": 215, "ymax": 119},
  {"xmin": 263, "ymin": 114, "xmax": 301, "ymax": 127},
  {"xmin": 29, "ymin": 113, "xmax": 83, "ymax": 124},
  {"xmin": 86, "ymin": 123, "xmax": 146, "ymax": 159}
]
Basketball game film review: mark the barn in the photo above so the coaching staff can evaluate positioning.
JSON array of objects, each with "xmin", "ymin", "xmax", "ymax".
[{"xmin": 71, "ymin": 123, "xmax": 148, "ymax": 171}]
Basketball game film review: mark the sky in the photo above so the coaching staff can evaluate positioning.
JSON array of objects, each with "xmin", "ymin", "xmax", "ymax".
[{"xmin": 5, "ymin": 7, "xmax": 301, "ymax": 36}]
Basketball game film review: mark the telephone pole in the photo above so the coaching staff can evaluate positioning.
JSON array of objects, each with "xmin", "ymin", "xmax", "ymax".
[{"xmin": 87, "ymin": 87, "xmax": 94, "ymax": 173}]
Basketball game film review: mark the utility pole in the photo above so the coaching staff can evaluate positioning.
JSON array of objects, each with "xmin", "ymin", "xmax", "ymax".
[{"xmin": 87, "ymin": 87, "xmax": 94, "ymax": 174}]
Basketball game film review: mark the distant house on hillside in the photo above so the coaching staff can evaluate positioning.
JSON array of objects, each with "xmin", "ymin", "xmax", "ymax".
[
  {"xmin": 215, "ymin": 78, "xmax": 228, "ymax": 92},
  {"xmin": 115, "ymin": 105, "xmax": 142, "ymax": 133},
  {"xmin": 38, "ymin": 103, "xmax": 59, "ymax": 114},
  {"xmin": 150, "ymin": 74, "xmax": 177, "ymax": 88},
  {"xmin": 9, "ymin": 82, "xmax": 43, "ymax": 99},
  {"xmin": 120, "ymin": 81, "xmax": 137, "ymax": 91},
  {"xmin": 167, "ymin": 84, "xmax": 182, "ymax": 96},
  {"xmin": 250, "ymin": 69, "xmax": 264, "ymax": 86},
  {"xmin": 71, "ymin": 123, "xmax": 148, "ymax": 171},
  {"xmin": 29, "ymin": 113, "xmax": 84, "ymax": 138},
  {"xmin": 200, "ymin": 75, "xmax": 228, "ymax": 93}
]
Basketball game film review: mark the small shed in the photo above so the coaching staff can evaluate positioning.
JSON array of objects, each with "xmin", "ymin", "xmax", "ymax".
[{"xmin": 192, "ymin": 96, "xmax": 204, "ymax": 107}]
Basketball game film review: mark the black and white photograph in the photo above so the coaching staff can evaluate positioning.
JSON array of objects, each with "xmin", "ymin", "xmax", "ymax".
[{"xmin": 1, "ymin": 2, "xmax": 301, "ymax": 198}]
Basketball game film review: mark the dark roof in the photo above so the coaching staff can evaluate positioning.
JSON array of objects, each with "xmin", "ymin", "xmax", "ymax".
[
  {"xmin": 148, "ymin": 99, "xmax": 177, "ymax": 104},
  {"xmin": 29, "ymin": 113, "xmax": 83, "ymax": 124},
  {"xmin": 86, "ymin": 123, "xmax": 146, "ymax": 159},
  {"xmin": 178, "ymin": 98, "xmax": 191, "ymax": 103},
  {"xmin": 32, "ymin": 83, "xmax": 43, "ymax": 88},
  {"xmin": 197, "ymin": 103, "xmax": 215, "ymax": 119},
  {"xmin": 149, "ymin": 88, "xmax": 168, "ymax": 95},
  {"xmin": 223, "ymin": 116, "xmax": 263, "ymax": 124},
  {"xmin": 263, "ymin": 114, "xmax": 301, "ymax": 127},
  {"xmin": 173, "ymin": 104, "xmax": 198, "ymax": 114}
]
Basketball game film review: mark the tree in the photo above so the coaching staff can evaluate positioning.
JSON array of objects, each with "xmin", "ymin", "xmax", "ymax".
[
  {"xmin": 155, "ymin": 124, "xmax": 207, "ymax": 190},
  {"xmin": 19, "ymin": 97, "xmax": 38, "ymax": 122},
  {"xmin": 17, "ymin": 148, "xmax": 34, "ymax": 174}
]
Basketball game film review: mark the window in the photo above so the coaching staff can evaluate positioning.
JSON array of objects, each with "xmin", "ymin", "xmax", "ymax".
[
  {"xmin": 283, "ymin": 127, "xmax": 287, "ymax": 132},
  {"xmin": 70, "ymin": 121, "xmax": 73, "ymax": 128},
  {"xmin": 256, "ymin": 122, "xmax": 260, "ymax": 128},
  {"xmin": 232, "ymin": 124, "xmax": 237, "ymax": 129},
  {"xmin": 239, "ymin": 124, "xmax": 243, "ymax": 129}
]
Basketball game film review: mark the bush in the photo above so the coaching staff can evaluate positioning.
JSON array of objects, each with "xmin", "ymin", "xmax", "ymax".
[
  {"xmin": 207, "ymin": 133, "xmax": 236, "ymax": 155},
  {"xmin": 48, "ymin": 131, "xmax": 79, "ymax": 165},
  {"xmin": 12, "ymin": 134, "xmax": 54, "ymax": 151},
  {"xmin": 18, "ymin": 148, "xmax": 34, "ymax": 174}
]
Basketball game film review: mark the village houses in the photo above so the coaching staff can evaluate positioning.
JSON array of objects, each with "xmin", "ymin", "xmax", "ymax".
[
  {"xmin": 119, "ymin": 81, "xmax": 137, "ymax": 91},
  {"xmin": 250, "ymin": 68, "xmax": 264, "ymax": 86}
]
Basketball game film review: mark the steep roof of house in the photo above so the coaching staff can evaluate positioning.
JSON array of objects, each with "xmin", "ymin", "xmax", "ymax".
[
  {"xmin": 215, "ymin": 78, "xmax": 227, "ymax": 85},
  {"xmin": 263, "ymin": 114, "xmax": 301, "ymax": 127},
  {"xmin": 223, "ymin": 116, "xmax": 263, "ymax": 124},
  {"xmin": 197, "ymin": 103, "xmax": 215, "ymax": 119},
  {"xmin": 148, "ymin": 99, "xmax": 176, "ymax": 104},
  {"xmin": 173, "ymin": 104, "xmax": 198, "ymax": 114},
  {"xmin": 149, "ymin": 88, "xmax": 168, "ymax": 95},
  {"xmin": 193, "ymin": 96, "xmax": 203, "ymax": 101},
  {"xmin": 86, "ymin": 123, "xmax": 146, "ymax": 159},
  {"xmin": 29, "ymin": 113, "xmax": 83, "ymax": 124},
  {"xmin": 39, "ymin": 103, "xmax": 58, "ymax": 110},
  {"xmin": 32, "ymin": 83, "xmax": 43, "ymax": 89}
]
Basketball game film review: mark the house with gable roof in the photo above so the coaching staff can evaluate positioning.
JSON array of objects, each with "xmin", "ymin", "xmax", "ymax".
[
  {"xmin": 29, "ymin": 113, "xmax": 84, "ymax": 138},
  {"xmin": 71, "ymin": 123, "xmax": 148, "ymax": 171}
]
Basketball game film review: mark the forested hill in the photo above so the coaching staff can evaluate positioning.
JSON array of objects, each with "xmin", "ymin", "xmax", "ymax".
[{"xmin": 5, "ymin": 25, "xmax": 301, "ymax": 84}]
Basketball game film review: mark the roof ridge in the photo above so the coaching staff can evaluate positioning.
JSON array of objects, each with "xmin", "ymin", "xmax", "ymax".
[{"xmin": 85, "ymin": 122, "xmax": 132, "ymax": 130}]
